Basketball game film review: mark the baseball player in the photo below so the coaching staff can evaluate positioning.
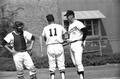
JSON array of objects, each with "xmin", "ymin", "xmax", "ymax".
[
  {"xmin": 42, "ymin": 14, "xmax": 66, "ymax": 79},
  {"xmin": 2, "ymin": 21, "xmax": 37, "ymax": 79},
  {"xmin": 64, "ymin": 10, "xmax": 88, "ymax": 79}
]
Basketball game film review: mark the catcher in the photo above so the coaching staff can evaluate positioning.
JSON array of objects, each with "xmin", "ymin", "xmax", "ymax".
[{"xmin": 2, "ymin": 21, "xmax": 37, "ymax": 79}]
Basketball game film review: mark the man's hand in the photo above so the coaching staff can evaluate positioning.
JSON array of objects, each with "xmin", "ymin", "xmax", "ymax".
[
  {"xmin": 27, "ymin": 48, "xmax": 32, "ymax": 56},
  {"xmin": 10, "ymin": 48, "xmax": 17, "ymax": 54},
  {"xmin": 81, "ymin": 41, "xmax": 86, "ymax": 48},
  {"xmin": 4, "ymin": 45, "xmax": 17, "ymax": 54},
  {"xmin": 62, "ymin": 39, "xmax": 71, "ymax": 46},
  {"xmin": 27, "ymin": 40, "xmax": 34, "ymax": 56},
  {"xmin": 62, "ymin": 32, "xmax": 69, "ymax": 40}
]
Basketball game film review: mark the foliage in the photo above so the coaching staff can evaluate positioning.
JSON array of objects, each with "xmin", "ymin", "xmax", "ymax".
[
  {"xmin": 32, "ymin": 55, "xmax": 49, "ymax": 68},
  {"xmin": 0, "ymin": 47, "xmax": 13, "ymax": 58},
  {"xmin": 0, "ymin": 52, "xmax": 120, "ymax": 71},
  {"xmin": 0, "ymin": 57, "xmax": 16, "ymax": 71}
]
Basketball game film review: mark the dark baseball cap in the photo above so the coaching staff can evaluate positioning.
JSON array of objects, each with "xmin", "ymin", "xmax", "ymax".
[{"xmin": 64, "ymin": 10, "xmax": 74, "ymax": 16}]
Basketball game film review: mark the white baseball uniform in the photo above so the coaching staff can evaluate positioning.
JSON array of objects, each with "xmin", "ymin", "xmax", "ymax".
[
  {"xmin": 68, "ymin": 20, "xmax": 85, "ymax": 72},
  {"xmin": 42, "ymin": 23, "xmax": 66, "ymax": 72},
  {"xmin": 4, "ymin": 30, "xmax": 36, "ymax": 76}
]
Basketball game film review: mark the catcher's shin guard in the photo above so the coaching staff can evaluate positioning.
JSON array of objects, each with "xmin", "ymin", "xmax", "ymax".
[
  {"xmin": 17, "ymin": 72, "xmax": 25, "ymax": 79},
  {"xmin": 77, "ymin": 71, "xmax": 84, "ymax": 79},
  {"xmin": 30, "ymin": 74, "xmax": 37, "ymax": 79},
  {"xmin": 18, "ymin": 76, "xmax": 25, "ymax": 79},
  {"xmin": 17, "ymin": 76, "xmax": 25, "ymax": 79}
]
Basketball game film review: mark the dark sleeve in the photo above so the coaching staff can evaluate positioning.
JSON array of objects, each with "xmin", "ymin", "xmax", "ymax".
[
  {"xmin": 1, "ymin": 40, "xmax": 8, "ymax": 47},
  {"xmin": 81, "ymin": 27, "xmax": 88, "ymax": 41},
  {"xmin": 31, "ymin": 35, "xmax": 35, "ymax": 41}
]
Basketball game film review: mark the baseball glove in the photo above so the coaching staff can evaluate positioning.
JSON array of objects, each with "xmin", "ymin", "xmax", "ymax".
[
  {"xmin": 27, "ymin": 49, "xmax": 32, "ymax": 56},
  {"xmin": 62, "ymin": 32, "xmax": 70, "ymax": 41}
]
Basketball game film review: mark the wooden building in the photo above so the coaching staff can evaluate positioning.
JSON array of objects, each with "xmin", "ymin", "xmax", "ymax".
[{"xmin": 58, "ymin": 0, "xmax": 120, "ymax": 54}]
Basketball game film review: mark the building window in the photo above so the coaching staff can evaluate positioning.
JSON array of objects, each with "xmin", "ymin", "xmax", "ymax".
[
  {"xmin": 85, "ymin": 20, "xmax": 92, "ymax": 35},
  {"xmin": 93, "ymin": 19, "xmax": 99, "ymax": 35},
  {"xmin": 79, "ymin": 19, "xmax": 99, "ymax": 36}
]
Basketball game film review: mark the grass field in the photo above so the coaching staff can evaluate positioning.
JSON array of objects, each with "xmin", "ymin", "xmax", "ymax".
[{"xmin": 0, "ymin": 64, "xmax": 120, "ymax": 79}]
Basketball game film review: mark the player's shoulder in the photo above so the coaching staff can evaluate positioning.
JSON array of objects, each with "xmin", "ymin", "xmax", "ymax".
[
  {"xmin": 43, "ymin": 25, "xmax": 51, "ymax": 30},
  {"xmin": 23, "ymin": 30, "xmax": 32, "ymax": 35},
  {"xmin": 9, "ymin": 31, "xmax": 14, "ymax": 35},
  {"xmin": 23, "ymin": 30, "xmax": 28, "ymax": 33},
  {"xmin": 54, "ymin": 23, "xmax": 64, "ymax": 28},
  {"xmin": 74, "ymin": 20, "xmax": 83, "ymax": 24},
  {"xmin": 54, "ymin": 23, "xmax": 61, "ymax": 26},
  {"xmin": 46, "ymin": 23, "xmax": 62, "ymax": 28},
  {"xmin": 74, "ymin": 20, "xmax": 85, "ymax": 27},
  {"xmin": 58, "ymin": 24, "xmax": 63, "ymax": 27},
  {"xmin": 5, "ymin": 31, "xmax": 14, "ymax": 38}
]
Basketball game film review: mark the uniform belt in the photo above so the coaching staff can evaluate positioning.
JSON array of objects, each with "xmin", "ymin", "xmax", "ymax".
[
  {"xmin": 47, "ymin": 43, "xmax": 62, "ymax": 46},
  {"xmin": 62, "ymin": 39, "xmax": 82, "ymax": 46},
  {"xmin": 16, "ymin": 50, "xmax": 27, "ymax": 52},
  {"xmin": 70, "ymin": 39, "xmax": 82, "ymax": 43}
]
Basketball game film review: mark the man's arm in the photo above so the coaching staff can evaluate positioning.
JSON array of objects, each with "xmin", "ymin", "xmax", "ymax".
[
  {"xmin": 42, "ymin": 28, "xmax": 47, "ymax": 42},
  {"xmin": 27, "ymin": 36, "xmax": 35, "ymax": 51},
  {"xmin": 2, "ymin": 40, "xmax": 16, "ymax": 54},
  {"xmin": 81, "ymin": 27, "xmax": 88, "ymax": 47},
  {"xmin": 4, "ymin": 45, "xmax": 14, "ymax": 53},
  {"xmin": 81, "ymin": 27, "xmax": 88, "ymax": 42}
]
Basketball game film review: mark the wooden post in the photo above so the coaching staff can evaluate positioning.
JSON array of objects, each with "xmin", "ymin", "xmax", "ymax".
[{"xmin": 98, "ymin": 19, "xmax": 102, "ymax": 56}]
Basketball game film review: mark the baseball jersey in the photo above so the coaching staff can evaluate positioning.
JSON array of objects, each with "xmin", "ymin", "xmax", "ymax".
[
  {"xmin": 68, "ymin": 20, "xmax": 85, "ymax": 41},
  {"xmin": 4, "ymin": 30, "xmax": 33, "ymax": 51},
  {"xmin": 42, "ymin": 23, "xmax": 66, "ymax": 45}
]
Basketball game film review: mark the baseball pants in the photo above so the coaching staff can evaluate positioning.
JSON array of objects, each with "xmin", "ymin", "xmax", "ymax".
[
  {"xmin": 47, "ymin": 44, "xmax": 65, "ymax": 72},
  {"xmin": 70, "ymin": 41, "xmax": 84, "ymax": 72},
  {"xmin": 13, "ymin": 51, "xmax": 36, "ymax": 77}
]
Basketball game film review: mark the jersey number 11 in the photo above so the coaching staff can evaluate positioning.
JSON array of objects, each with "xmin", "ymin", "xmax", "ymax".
[{"xmin": 49, "ymin": 28, "xmax": 57, "ymax": 36}]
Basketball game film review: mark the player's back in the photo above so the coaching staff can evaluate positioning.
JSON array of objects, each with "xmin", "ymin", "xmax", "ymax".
[{"xmin": 43, "ymin": 23, "xmax": 66, "ymax": 45}]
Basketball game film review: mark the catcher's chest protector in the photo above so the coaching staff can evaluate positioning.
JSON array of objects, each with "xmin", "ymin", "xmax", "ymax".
[{"xmin": 12, "ymin": 32, "xmax": 27, "ymax": 51}]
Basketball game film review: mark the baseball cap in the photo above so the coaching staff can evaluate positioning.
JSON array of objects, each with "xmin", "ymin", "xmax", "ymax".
[{"xmin": 64, "ymin": 10, "xmax": 74, "ymax": 16}]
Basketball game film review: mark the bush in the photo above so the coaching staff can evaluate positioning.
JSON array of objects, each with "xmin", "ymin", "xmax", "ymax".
[
  {"xmin": 0, "ymin": 57, "xmax": 16, "ymax": 71},
  {"xmin": 106, "ymin": 53, "xmax": 120, "ymax": 64},
  {"xmin": 0, "ymin": 47, "xmax": 13, "ymax": 58},
  {"xmin": 65, "ymin": 53, "xmax": 74, "ymax": 67},
  {"xmin": 32, "ymin": 55, "xmax": 49, "ymax": 68},
  {"xmin": 83, "ymin": 54, "xmax": 107, "ymax": 66},
  {"xmin": 83, "ymin": 53, "xmax": 120, "ymax": 66},
  {"xmin": 0, "ymin": 53, "xmax": 120, "ymax": 71}
]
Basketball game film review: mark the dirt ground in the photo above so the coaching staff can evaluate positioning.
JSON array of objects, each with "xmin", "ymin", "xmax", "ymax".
[{"xmin": 0, "ymin": 64, "xmax": 120, "ymax": 79}]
